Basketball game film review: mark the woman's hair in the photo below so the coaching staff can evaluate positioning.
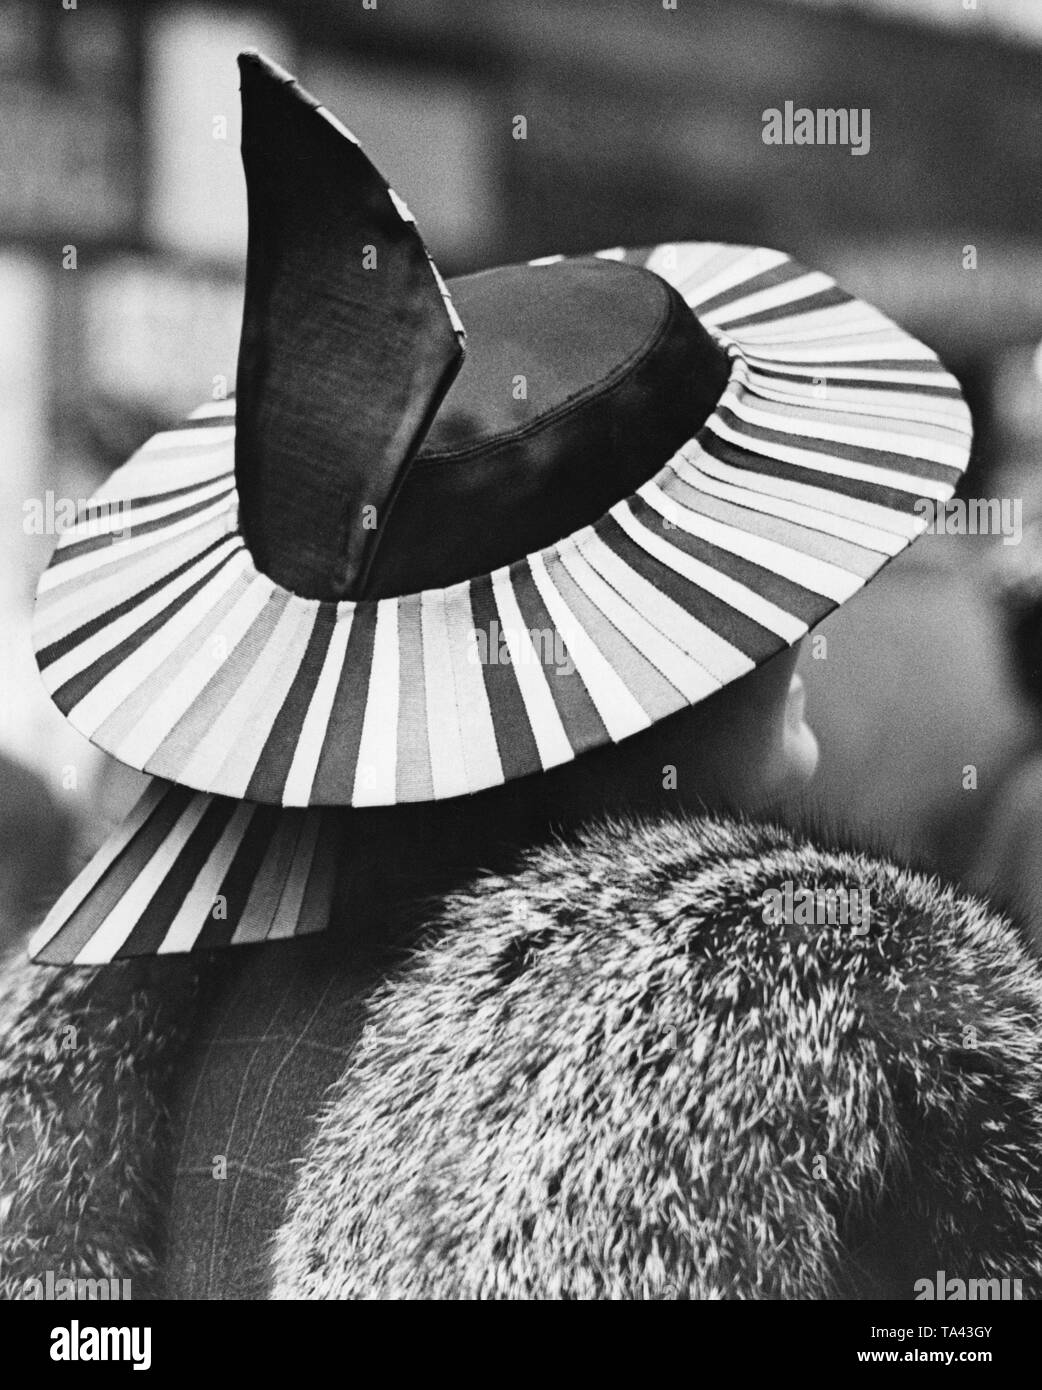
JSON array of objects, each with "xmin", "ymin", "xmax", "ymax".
[
  {"xmin": 327, "ymin": 645, "xmax": 799, "ymax": 940},
  {"xmin": 329, "ymin": 760, "xmax": 570, "ymax": 947},
  {"xmin": 330, "ymin": 697, "xmax": 724, "ymax": 940}
]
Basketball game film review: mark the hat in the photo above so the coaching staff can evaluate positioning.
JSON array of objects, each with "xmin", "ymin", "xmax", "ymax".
[{"xmin": 30, "ymin": 53, "xmax": 972, "ymax": 964}]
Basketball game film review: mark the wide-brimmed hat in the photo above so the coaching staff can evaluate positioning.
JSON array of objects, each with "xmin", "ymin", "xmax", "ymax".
[{"xmin": 30, "ymin": 53, "xmax": 971, "ymax": 964}]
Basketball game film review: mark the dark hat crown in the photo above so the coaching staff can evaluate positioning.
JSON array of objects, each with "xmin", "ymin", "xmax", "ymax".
[
  {"xmin": 234, "ymin": 54, "xmax": 729, "ymax": 602},
  {"xmin": 367, "ymin": 258, "xmax": 729, "ymax": 597}
]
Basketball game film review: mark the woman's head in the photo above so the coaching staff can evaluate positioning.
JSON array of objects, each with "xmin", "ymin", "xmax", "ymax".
[{"xmin": 529, "ymin": 639, "xmax": 818, "ymax": 823}]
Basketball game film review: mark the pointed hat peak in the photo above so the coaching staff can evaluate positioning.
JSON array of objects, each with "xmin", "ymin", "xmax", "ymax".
[
  {"xmin": 238, "ymin": 48, "xmax": 295, "ymax": 82},
  {"xmin": 233, "ymin": 52, "xmax": 465, "ymax": 601}
]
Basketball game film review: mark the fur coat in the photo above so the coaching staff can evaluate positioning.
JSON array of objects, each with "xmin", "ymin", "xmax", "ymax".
[{"xmin": 2, "ymin": 812, "xmax": 1042, "ymax": 1301}]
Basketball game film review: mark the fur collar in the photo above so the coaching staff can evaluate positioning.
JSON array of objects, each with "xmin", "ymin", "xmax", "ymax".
[
  {"xmin": 3, "ymin": 812, "xmax": 1042, "ymax": 1300},
  {"xmin": 0, "ymin": 948, "xmax": 206, "ymax": 1299}
]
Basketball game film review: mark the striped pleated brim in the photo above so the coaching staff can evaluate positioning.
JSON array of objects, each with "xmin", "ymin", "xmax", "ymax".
[
  {"xmin": 30, "ymin": 777, "xmax": 340, "ymax": 965},
  {"xmin": 33, "ymin": 242, "xmax": 972, "ymax": 809},
  {"xmin": 30, "ymin": 239, "xmax": 972, "ymax": 963}
]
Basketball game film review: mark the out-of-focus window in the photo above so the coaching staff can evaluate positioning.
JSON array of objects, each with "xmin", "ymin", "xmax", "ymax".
[
  {"xmin": 302, "ymin": 57, "xmax": 498, "ymax": 267},
  {"xmin": 0, "ymin": 252, "xmax": 97, "ymax": 785},
  {"xmin": 145, "ymin": 6, "xmax": 293, "ymax": 263},
  {"xmin": 769, "ymin": 0, "xmax": 1042, "ymax": 46},
  {"xmin": 0, "ymin": 0, "xmax": 138, "ymax": 241},
  {"xmin": 82, "ymin": 259, "xmax": 242, "ymax": 419}
]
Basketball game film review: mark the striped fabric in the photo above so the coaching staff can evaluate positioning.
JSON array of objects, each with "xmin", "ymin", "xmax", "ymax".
[
  {"xmin": 29, "ymin": 778, "xmax": 339, "ymax": 964},
  {"xmin": 32, "ymin": 242, "xmax": 971, "ymax": 819}
]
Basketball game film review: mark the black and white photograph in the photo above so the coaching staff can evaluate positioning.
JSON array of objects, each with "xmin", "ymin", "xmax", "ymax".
[{"xmin": 1, "ymin": 0, "xmax": 1041, "ymax": 1350}]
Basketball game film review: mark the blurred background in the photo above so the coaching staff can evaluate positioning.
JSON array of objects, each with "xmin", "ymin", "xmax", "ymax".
[{"xmin": 2, "ymin": 0, "xmax": 1042, "ymax": 948}]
